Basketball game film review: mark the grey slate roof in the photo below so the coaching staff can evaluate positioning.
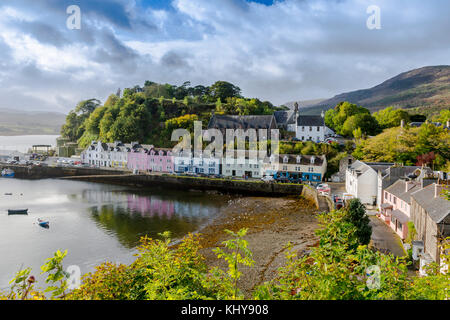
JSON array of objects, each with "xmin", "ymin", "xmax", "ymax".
[
  {"xmin": 391, "ymin": 209, "xmax": 410, "ymax": 224},
  {"xmin": 348, "ymin": 161, "xmax": 394, "ymax": 176},
  {"xmin": 411, "ymin": 184, "xmax": 450, "ymax": 223},
  {"xmin": 274, "ymin": 111, "xmax": 296, "ymax": 126},
  {"xmin": 208, "ymin": 115, "xmax": 277, "ymax": 130},
  {"xmin": 263, "ymin": 154, "xmax": 326, "ymax": 167},
  {"xmin": 385, "ymin": 179, "xmax": 422, "ymax": 204},
  {"xmin": 296, "ymin": 115, "xmax": 325, "ymax": 127}
]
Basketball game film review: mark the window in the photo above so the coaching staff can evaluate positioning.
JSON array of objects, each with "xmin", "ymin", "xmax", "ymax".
[
  {"xmin": 317, "ymin": 126, "xmax": 320, "ymax": 132},
  {"xmin": 283, "ymin": 166, "xmax": 287, "ymax": 171},
  {"xmin": 302, "ymin": 126, "xmax": 305, "ymax": 132},
  {"xmin": 393, "ymin": 197, "xmax": 397, "ymax": 205},
  {"xmin": 309, "ymin": 126, "xmax": 312, "ymax": 131},
  {"xmin": 384, "ymin": 192, "xmax": 388, "ymax": 200}
]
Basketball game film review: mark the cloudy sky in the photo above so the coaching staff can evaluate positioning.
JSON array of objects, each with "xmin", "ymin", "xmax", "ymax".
[{"xmin": 0, "ymin": 0, "xmax": 449, "ymax": 112}]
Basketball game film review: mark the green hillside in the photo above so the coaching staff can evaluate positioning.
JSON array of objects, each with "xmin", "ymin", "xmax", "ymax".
[{"xmin": 300, "ymin": 66, "xmax": 450, "ymax": 118}]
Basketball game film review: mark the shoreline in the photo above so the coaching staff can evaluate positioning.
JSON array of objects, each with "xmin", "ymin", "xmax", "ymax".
[{"xmin": 195, "ymin": 195, "xmax": 320, "ymax": 297}]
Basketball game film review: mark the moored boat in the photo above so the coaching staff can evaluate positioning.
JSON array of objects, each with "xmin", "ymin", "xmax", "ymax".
[
  {"xmin": 1, "ymin": 169, "xmax": 15, "ymax": 178},
  {"xmin": 8, "ymin": 209, "xmax": 28, "ymax": 215},
  {"xmin": 37, "ymin": 218, "xmax": 49, "ymax": 228}
]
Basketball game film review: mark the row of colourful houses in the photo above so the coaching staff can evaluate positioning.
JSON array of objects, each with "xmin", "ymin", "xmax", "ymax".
[
  {"xmin": 344, "ymin": 158, "xmax": 450, "ymax": 266},
  {"xmin": 81, "ymin": 141, "xmax": 327, "ymax": 182}
]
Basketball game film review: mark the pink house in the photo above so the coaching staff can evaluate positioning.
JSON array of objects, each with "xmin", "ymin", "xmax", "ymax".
[
  {"xmin": 148, "ymin": 148, "xmax": 174, "ymax": 173},
  {"xmin": 127, "ymin": 144, "xmax": 153, "ymax": 172},
  {"xmin": 379, "ymin": 179, "xmax": 422, "ymax": 239}
]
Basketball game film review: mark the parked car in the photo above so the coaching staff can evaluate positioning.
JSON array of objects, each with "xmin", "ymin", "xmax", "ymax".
[
  {"xmin": 335, "ymin": 198, "xmax": 344, "ymax": 210},
  {"xmin": 261, "ymin": 175, "xmax": 274, "ymax": 182},
  {"xmin": 317, "ymin": 183, "xmax": 331, "ymax": 194}
]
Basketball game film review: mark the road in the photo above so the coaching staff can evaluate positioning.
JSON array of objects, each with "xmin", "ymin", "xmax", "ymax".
[{"xmin": 369, "ymin": 216, "xmax": 406, "ymax": 257}]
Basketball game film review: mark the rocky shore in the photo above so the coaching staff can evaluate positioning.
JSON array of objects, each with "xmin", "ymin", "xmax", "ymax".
[{"xmin": 196, "ymin": 195, "xmax": 320, "ymax": 298}]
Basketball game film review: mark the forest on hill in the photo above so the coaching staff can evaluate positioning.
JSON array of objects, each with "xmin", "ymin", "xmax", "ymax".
[{"xmin": 60, "ymin": 80, "xmax": 281, "ymax": 148}]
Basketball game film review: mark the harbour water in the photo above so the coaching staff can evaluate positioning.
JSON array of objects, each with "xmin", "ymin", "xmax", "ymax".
[{"xmin": 0, "ymin": 178, "xmax": 228, "ymax": 290}]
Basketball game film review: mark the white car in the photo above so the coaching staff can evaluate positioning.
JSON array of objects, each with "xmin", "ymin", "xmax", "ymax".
[{"xmin": 261, "ymin": 175, "xmax": 274, "ymax": 182}]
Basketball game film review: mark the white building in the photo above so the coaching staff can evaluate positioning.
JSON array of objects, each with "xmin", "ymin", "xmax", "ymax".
[
  {"xmin": 82, "ymin": 141, "xmax": 148, "ymax": 168},
  {"xmin": 295, "ymin": 111, "xmax": 331, "ymax": 143},
  {"xmin": 262, "ymin": 154, "xmax": 327, "ymax": 182},
  {"xmin": 222, "ymin": 150, "xmax": 263, "ymax": 178},
  {"xmin": 174, "ymin": 151, "xmax": 221, "ymax": 175},
  {"xmin": 346, "ymin": 161, "xmax": 394, "ymax": 205},
  {"xmin": 82, "ymin": 141, "xmax": 111, "ymax": 167}
]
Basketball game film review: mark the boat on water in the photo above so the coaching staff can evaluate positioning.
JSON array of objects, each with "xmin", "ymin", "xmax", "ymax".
[
  {"xmin": 1, "ymin": 169, "xmax": 15, "ymax": 178},
  {"xmin": 37, "ymin": 218, "xmax": 49, "ymax": 228},
  {"xmin": 8, "ymin": 209, "xmax": 28, "ymax": 215}
]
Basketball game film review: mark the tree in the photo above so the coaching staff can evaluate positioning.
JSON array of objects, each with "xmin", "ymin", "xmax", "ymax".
[
  {"xmin": 324, "ymin": 102, "xmax": 375, "ymax": 136},
  {"xmin": 432, "ymin": 109, "xmax": 450, "ymax": 124},
  {"xmin": 341, "ymin": 113, "xmax": 379, "ymax": 137},
  {"xmin": 61, "ymin": 99, "xmax": 100, "ymax": 141},
  {"xmin": 373, "ymin": 107, "xmax": 410, "ymax": 129},
  {"xmin": 209, "ymin": 81, "xmax": 241, "ymax": 101},
  {"xmin": 344, "ymin": 199, "xmax": 372, "ymax": 246}
]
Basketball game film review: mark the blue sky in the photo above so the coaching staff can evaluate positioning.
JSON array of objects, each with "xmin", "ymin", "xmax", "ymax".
[{"xmin": 0, "ymin": 0, "xmax": 449, "ymax": 112}]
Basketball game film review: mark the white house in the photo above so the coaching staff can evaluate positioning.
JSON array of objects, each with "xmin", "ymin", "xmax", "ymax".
[
  {"xmin": 82, "ymin": 141, "xmax": 111, "ymax": 167},
  {"xmin": 262, "ymin": 154, "xmax": 327, "ymax": 182},
  {"xmin": 346, "ymin": 161, "xmax": 394, "ymax": 205},
  {"xmin": 82, "ymin": 141, "xmax": 148, "ymax": 168},
  {"xmin": 222, "ymin": 150, "xmax": 263, "ymax": 178},
  {"xmin": 174, "ymin": 151, "xmax": 221, "ymax": 175},
  {"xmin": 295, "ymin": 111, "xmax": 331, "ymax": 143}
]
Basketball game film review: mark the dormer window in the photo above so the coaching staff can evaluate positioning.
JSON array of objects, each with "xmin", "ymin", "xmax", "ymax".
[
  {"xmin": 296, "ymin": 156, "xmax": 301, "ymax": 164},
  {"xmin": 311, "ymin": 156, "xmax": 315, "ymax": 164},
  {"xmin": 283, "ymin": 156, "xmax": 288, "ymax": 163}
]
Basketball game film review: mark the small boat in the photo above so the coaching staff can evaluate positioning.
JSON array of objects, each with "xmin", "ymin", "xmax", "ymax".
[
  {"xmin": 4, "ymin": 193, "xmax": 13, "ymax": 195},
  {"xmin": 37, "ymin": 218, "xmax": 49, "ymax": 228},
  {"xmin": 1, "ymin": 169, "xmax": 15, "ymax": 178},
  {"xmin": 8, "ymin": 209, "xmax": 28, "ymax": 215}
]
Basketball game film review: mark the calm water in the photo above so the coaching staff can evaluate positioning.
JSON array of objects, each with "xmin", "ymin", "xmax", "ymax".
[
  {"xmin": 0, "ymin": 178, "xmax": 228, "ymax": 289},
  {"xmin": 0, "ymin": 135, "xmax": 59, "ymax": 153}
]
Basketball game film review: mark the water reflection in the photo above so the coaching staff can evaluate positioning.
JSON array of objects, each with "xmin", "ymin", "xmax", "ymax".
[
  {"xmin": 79, "ymin": 189, "xmax": 224, "ymax": 248},
  {"xmin": 0, "ymin": 178, "xmax": 229, "ymax": 288}
]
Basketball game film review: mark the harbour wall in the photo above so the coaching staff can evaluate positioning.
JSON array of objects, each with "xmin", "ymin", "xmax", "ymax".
[
  {"xmin": 0, "ymin": 164, "xmax": 126, "ymax": 179},
  {"xmin": 61, "ymin": 174, "xmax": 307, "ymax": 198}
]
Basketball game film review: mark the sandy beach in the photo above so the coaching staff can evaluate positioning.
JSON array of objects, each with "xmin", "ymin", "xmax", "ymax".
[{"xmin": 197, "ymin": 195, "xmax": 320, "ymax": 297}]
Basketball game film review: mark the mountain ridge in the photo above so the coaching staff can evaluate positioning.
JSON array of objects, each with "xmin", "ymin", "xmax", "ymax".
[{"xmin": 294, "ymin": 65, "xmax": 450, "ymax": 115}]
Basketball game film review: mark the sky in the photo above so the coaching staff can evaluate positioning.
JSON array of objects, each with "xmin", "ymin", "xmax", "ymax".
[{"xmin": 0, "ymin": 0, "xmax": 449, "ymax": 112}]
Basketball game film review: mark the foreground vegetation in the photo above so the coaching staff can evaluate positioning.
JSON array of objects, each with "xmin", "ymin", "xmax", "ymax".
[{"xmin": 2, "ymin": 199, "xmax": 448, "ymax": 300}]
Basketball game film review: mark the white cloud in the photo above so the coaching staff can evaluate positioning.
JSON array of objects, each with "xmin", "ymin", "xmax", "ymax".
[{"xmin": 0, "ymin": 0, "xmax": 449, "ymax": 111}]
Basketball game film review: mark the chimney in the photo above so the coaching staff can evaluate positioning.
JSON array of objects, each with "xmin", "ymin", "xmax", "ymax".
[{"xmin": 435, "ymin": 184, "xmax": 445, "ymax": 198}]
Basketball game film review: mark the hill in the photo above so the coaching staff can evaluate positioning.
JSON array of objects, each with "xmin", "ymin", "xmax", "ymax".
[
  {"xmin": 0, "ymin": 109, "xmax": 66, "ymax": 136},
  {"xmin": 299, "ymin": 65, "xmax": 450, "ymax": 116}
]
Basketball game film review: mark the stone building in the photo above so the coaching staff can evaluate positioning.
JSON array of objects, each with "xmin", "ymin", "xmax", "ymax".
[{"xmin": 411, "ymin": 183, "xmax": 450, "ymax": 264}]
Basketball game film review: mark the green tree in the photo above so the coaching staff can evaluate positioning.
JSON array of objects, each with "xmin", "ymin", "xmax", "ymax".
[
  {"xmin": 373, "ymin": 107, "xmax": 410, "ymax": 129},
  {"xmin": 209, "ymin": 81, "xmax": 242, "ymax": 101},
  {"xmin": 344, "ymin": 199, "xmax": 372, "ymax": 246}
]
